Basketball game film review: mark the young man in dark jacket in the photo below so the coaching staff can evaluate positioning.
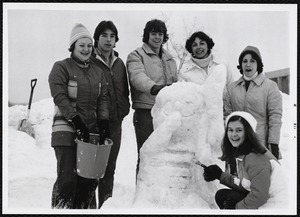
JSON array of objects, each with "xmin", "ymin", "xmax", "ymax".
[{"xmin": 90, "ymin": 20, "xmax": 130, "ymax": 208}]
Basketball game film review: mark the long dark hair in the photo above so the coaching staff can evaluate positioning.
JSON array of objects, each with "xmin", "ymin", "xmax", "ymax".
[{"xmin": 219, "ymin": 115, "xmax": 266, "ymax": 163}]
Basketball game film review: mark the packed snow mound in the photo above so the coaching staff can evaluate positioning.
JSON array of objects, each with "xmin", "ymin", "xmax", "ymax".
[
  {"xmin": 134, "ymin": 80, "xmax": 226, "ymax": 209},
  {"xmin": 8, "ymin": 98, "xmax": 56, "ymax": 175},
  {"xmin": 6, "ymin": 90, "xmax": 294, "ymax": 213}
]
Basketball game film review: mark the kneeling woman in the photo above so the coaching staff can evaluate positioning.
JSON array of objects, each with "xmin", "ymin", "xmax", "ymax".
[{"xmin": 203, "ymin": 111, "xmax": 286, "ymax": 209}]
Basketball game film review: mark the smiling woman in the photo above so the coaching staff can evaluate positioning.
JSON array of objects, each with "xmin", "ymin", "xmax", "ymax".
[
  {"xmin": 227, "ymin": 120, "xmax": 246, "ymax": 148},
  {"xmin": 72, "ymin": 38, "xmax": 93, "ymax": 62},
  {"xmin": 48, "ymin": 23, "xmax": 110, "ymax": 209},
  {"xmin": 203, "ymin": 111, "xmax": 287, "ymax": 210}
]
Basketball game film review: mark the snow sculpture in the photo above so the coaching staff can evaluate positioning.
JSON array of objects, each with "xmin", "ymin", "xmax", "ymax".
[{"xmin": 134, "ymin": 65, "xmax": 227, "ymax": 209}]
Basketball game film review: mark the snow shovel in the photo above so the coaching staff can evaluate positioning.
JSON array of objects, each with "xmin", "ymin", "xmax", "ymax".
[{"xmin": 18, "ymin": 78, "xmax": 37, "ymax": 137}]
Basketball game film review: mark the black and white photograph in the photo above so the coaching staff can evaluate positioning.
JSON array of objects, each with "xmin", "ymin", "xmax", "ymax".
[{"xmin": 3, "ymin": 2, "xmax": 297, "ymax": 215}]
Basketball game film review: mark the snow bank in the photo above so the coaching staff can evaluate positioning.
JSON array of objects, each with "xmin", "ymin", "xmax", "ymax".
[{"xmin": 4, "ymin": 91, "xmax": 296, "ymax": 214}]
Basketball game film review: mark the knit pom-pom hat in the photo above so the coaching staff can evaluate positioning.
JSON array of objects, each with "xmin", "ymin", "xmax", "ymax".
[
  {"xmin": 70, "ymin": 23, "xmax": 93, "ymax": 47},
  {"xmin": 225, "ymin": 111, "xmax": 257, "ymax": 132}
]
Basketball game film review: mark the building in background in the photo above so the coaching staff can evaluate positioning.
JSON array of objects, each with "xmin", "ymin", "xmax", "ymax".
[{"xmin": 265, "ymin": 68, "xmax": 290, "ymax": 95}]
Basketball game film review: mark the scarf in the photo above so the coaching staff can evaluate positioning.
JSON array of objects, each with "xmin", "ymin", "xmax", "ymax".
[
  {"xmin": 191, "ymin": 53, "xmax": 213, "ymax": 74},
  {"xmin": 243, "ymin": 72, "xmax": 258, "ymax": 91},
  {"xmin": 243, "ymin": 71, "xmax": 258, "ymax": 81}
]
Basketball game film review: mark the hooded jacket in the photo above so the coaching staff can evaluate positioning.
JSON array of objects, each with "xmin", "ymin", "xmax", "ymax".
[
  {"xmin": 126, "ymin": 43, "xmax": 178, "ymax": 109},
  {"xmin": 224, "ymin": 73, "xmax": 282, "ymax": 146}
]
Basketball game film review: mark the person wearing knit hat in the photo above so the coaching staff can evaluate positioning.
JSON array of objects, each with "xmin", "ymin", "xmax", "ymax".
[
  {"xmin": 224, "ymin": 45, "xmax": 283, "ymax": 161},
  {"xmin": 201, "ymin": 110, "xmax": 286, "ymax": 209},
  {"xmin": 69, "ymin": 23, "xmax": 93, "ymax": 48},
  {"xmin": 48, "ymin": 23, "xmax": 109, "ymax": 209},
  {"xmin": 225, "ymin": 111, "xmax": 257, "ymax": 133}
]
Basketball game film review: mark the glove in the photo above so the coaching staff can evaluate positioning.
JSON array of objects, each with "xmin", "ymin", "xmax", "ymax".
[
  {"xmin": 268, "ymin": 143, "xmax": 279, "ymax": 159},
  {"xmin": 150, "ymin": 84, "xmax": 166, "ymax": 95},
  {"xmin": 70, "ymin": 115, "xmax": 89, "ymax": 142},
  {"xmin": 98, "ymin": 119, "xmax": 110, "ymax": 144},
  {"xmin": 203, "ymin": 164, "xmax": 223, "ymax": 182},
  {"xmin": 223, "ymin": 198, "xmax": 237, "ymax": 209}
]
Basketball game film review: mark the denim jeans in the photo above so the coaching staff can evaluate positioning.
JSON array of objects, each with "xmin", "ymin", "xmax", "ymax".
[
  {"xmin": 97, "ymin": 119, "xmax": 122, "ymax": 208},
  {"xmin": 51, "ymin": 146, "xmax": 97, "ymax": 209},
  {"xmin": 133, "ymin": 109, "xmax": 154, "ymax": 177},
  {"xmin": 215, "ymin": 188, "xmax": 248, "ymax": 209}
]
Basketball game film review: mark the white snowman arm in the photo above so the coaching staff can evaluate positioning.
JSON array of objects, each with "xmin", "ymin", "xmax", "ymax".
[{"xmin": 141, "ymin": 112, "xmax": 182, "ymax": 154}]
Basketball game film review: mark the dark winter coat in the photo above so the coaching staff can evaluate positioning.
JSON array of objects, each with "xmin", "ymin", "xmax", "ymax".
[
  {"xmin": 90, "ymin": 50, "xmax": 130, "ymax": 121},
  {"xmin": 48, "ymin": 57, "xmax": 109, "ymax": 146}
]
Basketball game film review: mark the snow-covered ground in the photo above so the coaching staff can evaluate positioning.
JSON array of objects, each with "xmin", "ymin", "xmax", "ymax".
[{"xmin": 3, "ymin": 92, "xmax": 297, "ymax": 215}]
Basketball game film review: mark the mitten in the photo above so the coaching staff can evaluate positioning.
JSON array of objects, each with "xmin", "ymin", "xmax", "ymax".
[
  {"xmin": 70, "ymin": 115, "xmax": 89, "ymax": 142},
  {"xmin": 203, "ymin": 164, "xmax": 223, "ymax": 182},
  {"xmin": 223, "ymin": 198, "xmax": 238, "ymax": 209},
  {"xmin": 150, "ymin": 84, "xmax": 166, "ymax": 95},
  {"xmin": 268, "ymin": 143, "xmax": 279, "ymax": 159},
  {"xmin": 98, "ymin": 119, "xmax": 110, "ymax": 144}
]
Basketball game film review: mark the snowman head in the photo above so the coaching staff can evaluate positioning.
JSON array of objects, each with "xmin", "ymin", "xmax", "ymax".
[{"xmin": 152, "ymin": 82, "xmax": 206, "ymax": 133}]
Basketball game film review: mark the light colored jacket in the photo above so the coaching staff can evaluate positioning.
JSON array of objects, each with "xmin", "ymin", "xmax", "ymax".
[
  {"xmin": 220, "ymin": 151, "xmax": 286, "ymax": 209},
  {"xmin": 178, "ymin": 54, "xmax": 234, "ymax": 95},
  {"xmin": 126, "ymin": 43, "xmax": 178, "ymax": 109},
  {"xmin": 224, "ymin": 73, "xmax": 282, "ymax": 146}
]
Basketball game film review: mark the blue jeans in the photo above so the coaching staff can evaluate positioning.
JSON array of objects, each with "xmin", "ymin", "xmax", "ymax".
[
  {"xmin": 51, "ymin": 146, "xmax": 97, "ymax": 209},
  {"xmin": 133, "ymin": 109, "xmax": 154, "ymax": 176},
  {"xmin": 215, "ymin": 188, "xmax": 248, "ymax": 209},
  {"xmin": 97, "ymin": 119, "xmax": 122, "ymax": 208}
]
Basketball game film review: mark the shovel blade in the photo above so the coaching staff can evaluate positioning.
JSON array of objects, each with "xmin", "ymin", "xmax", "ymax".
[{"xmin": 18, "ymin": 119, "xmax": 35, "ymax": 137}]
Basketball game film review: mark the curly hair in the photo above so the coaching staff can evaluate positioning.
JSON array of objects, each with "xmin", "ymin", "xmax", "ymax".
[
  {"xmin": 237, "ymin": 50, "xmax": 264, "ymax": 74},
  {"xmin": 219, "ymin": 115, "xmax": 266, "ymax": 163},
  {"xmin": 142, "ymin": 19, "xmax": 169, "ymax": 44},
  {"xmin": 185, "ymin": 31, "xmax": 215, "ymax": 54}
]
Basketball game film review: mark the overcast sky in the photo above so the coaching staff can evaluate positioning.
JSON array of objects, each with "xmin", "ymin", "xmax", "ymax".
[{"xmin": 3, "ymin": 3, "xmax": 297, "ymax": 104}]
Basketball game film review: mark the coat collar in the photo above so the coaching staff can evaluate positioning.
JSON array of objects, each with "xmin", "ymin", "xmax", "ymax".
[
  {"xmin": 93, "ymin": 48, "xmax": 118, "ymax": 67},
  {"xmin": 235, "ymin": 72, "xmax": 266, "ymax": 87},
  {"xmin": 181, "ymin": 53, "xmax": 222, "ymax": 73},
  {"xmin": 141, "ymin": 43, "xmax": 173, "ymax": 60}
]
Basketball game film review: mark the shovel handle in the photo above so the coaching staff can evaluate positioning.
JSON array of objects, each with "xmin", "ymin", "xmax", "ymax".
[{"xmin": 28, "ymin": 79, "xmax": 37, "ymax": 110}]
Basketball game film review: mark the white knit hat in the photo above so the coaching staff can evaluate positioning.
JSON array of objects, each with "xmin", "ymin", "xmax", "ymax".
[
  {"xmin": 225, "ymin": 111, "xmax": 257, "ymax": 132},
  {"xmin": 70, "ymin": 23, "xmax": 93, "ymax": 47}
]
